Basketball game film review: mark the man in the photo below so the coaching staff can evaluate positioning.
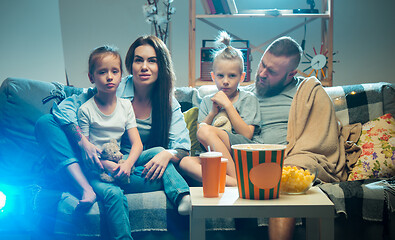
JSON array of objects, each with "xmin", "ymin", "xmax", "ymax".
[{"xmin": 245, "ymin": 36, "xmax": 351, "ymax": 240}]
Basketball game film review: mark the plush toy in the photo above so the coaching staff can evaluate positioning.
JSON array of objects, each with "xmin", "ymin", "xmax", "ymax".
[
  {"xmin": 99, "ymin": 139, "xmax": 130, "ymax": 184},
  {"xmin": 212, "ymin": 110, "xmax": 232, "ymax": 132}
]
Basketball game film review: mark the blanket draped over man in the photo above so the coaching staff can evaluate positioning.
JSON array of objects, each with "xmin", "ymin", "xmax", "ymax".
[{"xmin": 285, "ymin": 78, "xmax": 361, "ymax": 182}]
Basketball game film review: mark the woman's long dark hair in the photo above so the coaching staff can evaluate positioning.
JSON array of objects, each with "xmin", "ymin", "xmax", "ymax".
[{"xmin": 125, "ymin": 35, "xmax": 174, "ymax": 148}]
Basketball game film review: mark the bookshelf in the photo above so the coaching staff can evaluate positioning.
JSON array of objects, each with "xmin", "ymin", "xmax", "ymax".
[{"xmin": 189, "ymin": 0, "xmax": 334, "ymax": 87}]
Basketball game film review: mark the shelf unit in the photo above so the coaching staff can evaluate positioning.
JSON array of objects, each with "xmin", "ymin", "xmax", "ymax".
[{"xmin": 188, "ymin": 0, "xmax": 334, "ymax": 87}]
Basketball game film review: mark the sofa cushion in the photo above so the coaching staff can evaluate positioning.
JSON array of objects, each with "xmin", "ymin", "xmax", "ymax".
[
  {"xmin": 348, "ymin": 113, "xmax": 395, "ymax": 181},
  {"xmin": 0, "ymin": 78, "xmax": 61, "ymax": 183},
  {"xmin": 183, "ymin": 107, "xmax": 204, "ymax": 156},
  {"xmin": 0, "ymin": 78, "xmax": 83, "ymax": 183},
  {"xmin": 325, "ymin": 82, "xmax": 395, "ymax": 127},
  {"xmin": 174, "ymin": 86, "xmax": 202, "ymax": 112}
]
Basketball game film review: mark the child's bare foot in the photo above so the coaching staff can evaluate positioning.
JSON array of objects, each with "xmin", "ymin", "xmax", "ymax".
[
  {"xmin": 178, "ymin": 194, "xmax": 191, "ymax": 215},
  {"xmin": 76, "ymin": 189, "xmax": 96, "ymax": 212}
]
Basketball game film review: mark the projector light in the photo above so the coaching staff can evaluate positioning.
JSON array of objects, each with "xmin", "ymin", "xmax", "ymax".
[{"xmin": 0, "ymin": 191, "xmax": 5, "ymax": 211}]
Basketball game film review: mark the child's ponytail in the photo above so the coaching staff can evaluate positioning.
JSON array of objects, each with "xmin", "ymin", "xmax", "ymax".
[{"xmin": 212, "ymin": 31, "xmax": 244, "ymax": 73}]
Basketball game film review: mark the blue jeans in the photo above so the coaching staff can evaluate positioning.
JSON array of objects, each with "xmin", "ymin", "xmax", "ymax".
[
  {"xmin": 35, "ymin": 114, "xmax": 82, "ymax": 172},
  {"xmin": 90, "ymin": 147, "xmax": 189, "ymax": 240},
  {"xmin": 119, "ymin": 147, "xmax": 190, "ymax": 205},
  {"xmin": 35, "ymin": 114, "xmax": 190, "ymax": 239}
]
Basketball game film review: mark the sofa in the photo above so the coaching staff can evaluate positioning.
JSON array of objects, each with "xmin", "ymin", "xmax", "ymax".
[{"xmin": 0, "ymin": 77, "xmax": 394, "ymax": 240}]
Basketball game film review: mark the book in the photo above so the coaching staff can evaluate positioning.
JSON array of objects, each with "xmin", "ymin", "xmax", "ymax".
[
  {"xmin": 206, "ymin": 0, "xmax": 216, "ymax": 14},
  {"xmin": 239, "ymin": 9, "xmax": 293, "ymax": 16},
  {"xmin": 212, "ymin": 0, "xmax": 224, "ymax": 14},
  {"xmin": 226, "ymin": 0, "xmax": 238, "ymax": 14},
  {"xmin": 200, "ymin": 0, "xmax": 211, "ymax": 14},
  {"xmin": 220, "ymin": 0, "xmax": 230, "ymax": 14}
]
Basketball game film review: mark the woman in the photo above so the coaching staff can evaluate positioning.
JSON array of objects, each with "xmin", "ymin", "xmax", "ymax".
[{"xmin": 35, "ymin": 36, "xmax": 191, "ymax": 240}]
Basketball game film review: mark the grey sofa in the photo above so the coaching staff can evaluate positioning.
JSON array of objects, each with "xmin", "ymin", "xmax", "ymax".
[{"xmin": 0, "ymin": 77, "xmax": 394, "ymax": 240}]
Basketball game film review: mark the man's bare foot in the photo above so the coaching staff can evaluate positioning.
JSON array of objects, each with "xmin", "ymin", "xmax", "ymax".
[{"xmin": 76, "ymin": 190, "xmax": 96, "ymax": 212}]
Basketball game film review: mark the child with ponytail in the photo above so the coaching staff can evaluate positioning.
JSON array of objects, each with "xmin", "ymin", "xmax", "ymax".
[{"xmin": 180, "ymin": 31, "xmax": 261, "ymax": 186}]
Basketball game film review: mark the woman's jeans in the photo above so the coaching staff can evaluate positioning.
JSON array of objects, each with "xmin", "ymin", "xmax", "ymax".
[{"xmin": 35, "ymin": 114, "xmax": 189, "ymax": 240}]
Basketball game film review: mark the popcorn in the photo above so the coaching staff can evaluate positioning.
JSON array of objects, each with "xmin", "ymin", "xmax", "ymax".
[{"xmin": 280, "ymin": 166, "xmax": 316, "ymax": 193}]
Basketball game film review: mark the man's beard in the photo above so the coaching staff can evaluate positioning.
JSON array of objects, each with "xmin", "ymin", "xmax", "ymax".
[{"xmin": 255, "ymin": 73, "xmax": 289, "ymax": 98}]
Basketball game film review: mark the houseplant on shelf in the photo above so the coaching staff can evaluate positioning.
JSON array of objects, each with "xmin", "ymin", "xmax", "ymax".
[{"xmin": 142, "ymin": 0, "xmax": 176, "ymax": 44}]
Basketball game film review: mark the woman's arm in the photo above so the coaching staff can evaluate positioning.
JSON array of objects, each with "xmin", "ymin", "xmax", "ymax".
[
  {"xmin": 169, "ymin": 148, "xmax": 189, "ymax": 162},
  {"xmin": 142, "ymin": 98, "xmax": 191, "ymax": 180},
  {"xmin": 167, "ymin": 97, "xmax": 191, "ymax": 157}
]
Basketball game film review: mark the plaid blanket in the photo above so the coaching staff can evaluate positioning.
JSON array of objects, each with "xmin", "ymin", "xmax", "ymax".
[{"xmin": 319, "ymin": 178, "xmax": 395, "ymax": 222}]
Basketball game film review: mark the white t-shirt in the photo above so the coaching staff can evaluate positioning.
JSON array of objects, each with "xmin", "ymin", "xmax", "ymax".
[{"xmin": 78, "ymin": 97, "xmax": 137, "ymax": 148}]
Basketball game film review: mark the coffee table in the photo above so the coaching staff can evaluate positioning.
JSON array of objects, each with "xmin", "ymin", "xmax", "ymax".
[{"xmin": 190, "ymin": 186, "xmax": 334, "ymax": 240}]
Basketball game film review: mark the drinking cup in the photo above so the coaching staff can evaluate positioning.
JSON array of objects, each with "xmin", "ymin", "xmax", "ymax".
[
  {"xmin": 200, "ymin": 151, "xmax": 222, "ymax": 197},
  {"xmin": 219, "ymin": 158, "xmax": 228, "ymax": 193}
]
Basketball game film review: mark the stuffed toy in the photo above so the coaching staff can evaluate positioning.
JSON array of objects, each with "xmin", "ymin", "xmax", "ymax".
[
  {"xmin": 99, "ymin": 139, "xmax": 130, "ymax": 184},
  {"xmin": 212, "ymin": 110, "xmax": 232, "ymax": 132}
]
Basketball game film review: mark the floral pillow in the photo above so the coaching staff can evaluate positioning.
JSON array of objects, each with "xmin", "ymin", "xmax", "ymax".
[{"xmin": 348, "ymin": 113, "xmax": 395, "ymax": 181}]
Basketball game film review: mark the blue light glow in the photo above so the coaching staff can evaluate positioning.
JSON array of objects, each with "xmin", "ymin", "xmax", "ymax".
[
  {"xmin": 0, "ymin": 191, "xmax": 5, "ymax": 211},
  {"xmin": 0, "ymin": 184, "xmax": 18, "ymax": 215}
]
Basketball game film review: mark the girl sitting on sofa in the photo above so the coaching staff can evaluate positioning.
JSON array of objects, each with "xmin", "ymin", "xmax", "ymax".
[
  {"xmin": 77, "ymin": 45, "xmax": 144, "ymax": 185},
  {"xmin": 35, "ymin": 36, "xmax": 191, "ymax": 240}
]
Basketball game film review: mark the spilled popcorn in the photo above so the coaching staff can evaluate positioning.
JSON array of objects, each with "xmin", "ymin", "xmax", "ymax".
[{"xmin": 280, "ymin": 166, "xmax": 316, "ymax": 193}]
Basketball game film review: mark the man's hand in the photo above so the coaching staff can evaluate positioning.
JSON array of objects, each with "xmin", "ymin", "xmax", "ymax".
[{"xmin": 142, "ymin": 150, "xmax": 172, "ymax": 180}]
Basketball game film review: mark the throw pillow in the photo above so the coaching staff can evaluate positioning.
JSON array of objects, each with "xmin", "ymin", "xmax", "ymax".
[
  {"xmin": 183, "ymin": 107, "xmax": 204, "ymax": 156},
  {"xmin": 348, "ymin": 113, "xmax": 395, "ymax": 181}
]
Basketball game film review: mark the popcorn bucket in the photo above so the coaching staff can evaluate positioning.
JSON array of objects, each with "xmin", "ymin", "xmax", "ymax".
[{"xmin": 231, "ymin": 144, "xmax": 286, "ymax": 200}]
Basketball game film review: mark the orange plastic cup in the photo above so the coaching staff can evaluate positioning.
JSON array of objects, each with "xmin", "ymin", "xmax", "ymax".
[
  {"xmin": 200, "ymin": 152, "xmax": 222, "ymax": 197},
  {"xmin": 219, "ymin": 158, "xmax": 228, "ymax": 193}
]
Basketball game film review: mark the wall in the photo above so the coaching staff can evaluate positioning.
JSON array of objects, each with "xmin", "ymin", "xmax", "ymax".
[
  {"xmin": 59, "ymin": 0, "xmax": 190, "ymax": 88},
  {"xmin": 333, "ymin": 0, "xmax": 395, "ymax": 86},
  {"xmin": 1, "ymin": 1, "xmax": 395, "ymax": 87},
  {"xmin": 58, "ymin": 0, "xmax": 395, "ymax": 87},
  {"xmin": 0, "ymin": 0, "xmax": 66, "ymax": 84},
  {"xmin": 190, "ymin": 0, "xmax": 395, "ymax": 87}
]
